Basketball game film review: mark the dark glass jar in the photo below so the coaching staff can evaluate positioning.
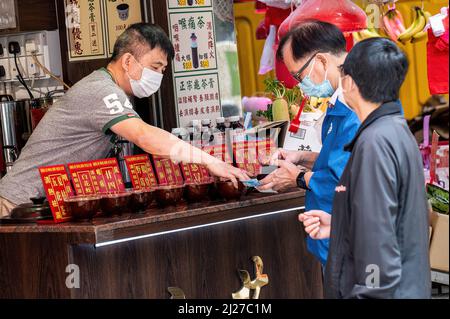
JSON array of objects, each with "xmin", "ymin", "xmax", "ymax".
[{"xmin": 215, "ymin": 117, "xmax": 226, "ymax": 132}]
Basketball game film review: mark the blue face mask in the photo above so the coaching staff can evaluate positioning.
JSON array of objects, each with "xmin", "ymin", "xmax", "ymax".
[{"xmin": 299, "ymin": 59, "xmax": 335, "ymax": 98}]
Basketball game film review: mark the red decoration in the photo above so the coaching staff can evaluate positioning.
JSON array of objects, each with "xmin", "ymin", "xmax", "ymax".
[
  {"xmin": 275, "ymin": 48, "xmax": 299, "ymax": 88},
  {"xmin": 124, "ymin": 154, "xmax": 159, "ymax": 189},
  {"xmin": 278, "ymin": 9, "xmax": 296, "ymax": 41},
  {"xmin": 288, "ymin": 0, "xmax": 367, "ymax": 33},
  {"xmin": 265, "ymin": 6, "xmax": 291, "ymax": 31},
  {"xmin": 256, "ymin": 19, "xmax": 269, "ymax": 40},
  {"xmin": 427, "ymin": 14, "xmax": 449, "ymax": 95},
  {"xmin": 39, "ymin": 165, "xmax": 75, "ymax": 223}
]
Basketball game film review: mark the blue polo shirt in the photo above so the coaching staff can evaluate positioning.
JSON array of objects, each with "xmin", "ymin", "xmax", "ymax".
[{"xmin": 305, "ymin": 98, "xmax": 360, "ymax": 266}]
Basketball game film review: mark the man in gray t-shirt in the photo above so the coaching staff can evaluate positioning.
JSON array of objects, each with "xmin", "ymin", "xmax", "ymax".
[
  {"xmin": 0, "ymin": 69, "xmax": 138, "ymax": 205},
  {"xmin": 0, "ymin": 23, "xmax": 248, "ymax": 214}
]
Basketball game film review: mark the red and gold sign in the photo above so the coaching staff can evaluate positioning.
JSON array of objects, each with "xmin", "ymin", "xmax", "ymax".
[
  {"xmin": 233, "ymin": 141, "xmax": 261, "ymax": 178},
  {"xmin": 68, "ymin": 158, "xmax": 125, "ymax": 195},
  {"xmin": 180, "ymin": 163, "xmax": 210, "ymax": 184},
  {"xmin": 124, "ymin": 154, "xmax": 158, "ymax": 189},
  {"xmin": 152, "ymin": 155, "xmax": 184, "ymax": 186},
  {"xmin": 39, "ymin": 165, "xmax": 75, "ymax": 223}
]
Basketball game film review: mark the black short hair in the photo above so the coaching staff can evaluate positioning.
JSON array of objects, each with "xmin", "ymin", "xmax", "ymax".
[
  {"xmin": 277, "ymin": 20, "xmax": 347, "ymax": 61},
  {"xmin": 111, "ymin": 23, "xmax": 175, "ymax": 62},
  {"xmin": 342, "ymin": 38, "xmax": 409, "ymax": 104}
]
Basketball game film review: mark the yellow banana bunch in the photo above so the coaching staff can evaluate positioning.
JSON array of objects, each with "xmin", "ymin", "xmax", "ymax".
[
  {"xmin": 398, "ymin": 7, "xmax": 429, "ymax": 44},
  {"xmin": 353, "ymin": 28, "xmax": 382, "ymax": 43},
  {"xmin": 411, "ymin": 11, "xmax": 432, "ymax": 43}
]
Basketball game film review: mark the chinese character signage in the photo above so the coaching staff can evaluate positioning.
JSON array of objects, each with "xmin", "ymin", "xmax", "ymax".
[
  {"xmin": 68, "ymin": 158, "xmax": 125, "ymax": 194},
  {"xmin": 168, "ymin": 0, "xmax": 212, "ymax": 10},
  {"xmin": 39, "ymin": 165, "xmax": 75, "ymax": 223},
  {"xmin": 105, "ymin": 0, "xmax": 143, "ymax": 55},
  {"xmin": 168, "ymin": 10, "xmax": 217, "ymax": 73},
  {"xmin": 152, "ymin": 155, "xmax": 185, "ymax": 186},
  {"xmin": 65, "ymin": 0, "xmax": 107, "ymax": 61},
  {"xmin": 180, "ymin": 163, "xmax": 210, "ymax": 184},
  {"xmin": 175, "ymin": 73, "xmax": 221, "ymax": 127},
  {"xmin": 124, "ymin": 154, "xmax": 158, "ymax": 189},
  {"xmin": 167, "ymin": 2, "xmax": 223, "ymax": 127}
]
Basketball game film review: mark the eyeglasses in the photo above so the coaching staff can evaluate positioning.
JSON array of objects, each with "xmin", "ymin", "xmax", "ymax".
[{"xmin": 292, "ymin": 52, "xmax": 320, "ymax": 82}]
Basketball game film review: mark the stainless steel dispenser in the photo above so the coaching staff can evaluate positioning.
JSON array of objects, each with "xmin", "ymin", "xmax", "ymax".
[{"xmin": 0, "ymin": 100, "xmax": 19, "ymax": 172}]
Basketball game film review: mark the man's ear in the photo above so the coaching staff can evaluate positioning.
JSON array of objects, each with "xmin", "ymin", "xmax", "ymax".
[
  {"xmin": 345, "ymin": 76, "xmax": 357, "ymax": 93},
  {"xmin": 121, "ymin": 53, "xmax": 132, "ymax": 72},
  {"xmin": 316, "ymin": 53, "xmax": 328, "ymax": 71}
]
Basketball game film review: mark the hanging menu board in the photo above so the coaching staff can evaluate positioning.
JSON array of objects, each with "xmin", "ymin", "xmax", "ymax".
[
  {"xmin": 104, "ymin": 0, "xmax": 143, "ymax": 55},
  {"xmin": 167, "ymin": 2, "xmax": 222, "ymax": 127},
  {"xmin": 39, "ymin": 165, "xmax": 75, "ymax": 223},
  {"xmin": 168, "ymin": 10, "xmax": 217, "ymax": 73},
  {"xmin": 175, "ymin": 73, "xmax": 221, "ymax": 124},
  {"xmin": 65, "ymin": 0, "xmax": 107, "ymax": 61}
]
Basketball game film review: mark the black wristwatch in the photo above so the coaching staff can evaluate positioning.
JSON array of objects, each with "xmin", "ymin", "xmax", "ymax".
[{"xmin": 296, "ymin": 171, "xmax": 309, "ymax": 190}]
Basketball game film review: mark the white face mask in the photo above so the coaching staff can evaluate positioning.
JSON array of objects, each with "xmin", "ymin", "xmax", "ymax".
[
  {"xmin": 127, "ymin": 56, "xmax": 163, "ymax": 98},
  {"xmin": 337, "ymin": 76, "xmax": 352, "ymax": 111}
]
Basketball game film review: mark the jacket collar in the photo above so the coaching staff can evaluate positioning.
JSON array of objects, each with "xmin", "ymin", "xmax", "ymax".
[
  {"xmin": 327, "ymin": 98, "xmax": 353, "ymax": 117},
  {"xmin": 327, "ymin": 89, "xmax": 353, "ymax": 117},
  {"xmin": 344, "ymin": 101, "xmax": 403, "ymax": 152}
]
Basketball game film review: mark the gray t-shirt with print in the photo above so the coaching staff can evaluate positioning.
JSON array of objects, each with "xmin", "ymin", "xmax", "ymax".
[{"xmin": 0, "ymin": 69, "xmax": 140, "ymax": 205}]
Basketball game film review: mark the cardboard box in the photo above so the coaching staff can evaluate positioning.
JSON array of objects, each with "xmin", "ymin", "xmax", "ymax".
[{"xmin": 429, "ymin": 211, "xmax": 449, "ymax": 272}]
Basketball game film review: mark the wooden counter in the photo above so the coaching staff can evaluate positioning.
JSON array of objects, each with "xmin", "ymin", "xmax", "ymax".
[{"xmin": 0, "ymin": 189, "xmax": 323, "ymax": 299}]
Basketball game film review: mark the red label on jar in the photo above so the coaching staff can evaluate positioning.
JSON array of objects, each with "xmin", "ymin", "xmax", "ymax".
[
  {"xmin": 39, "ymin": 165, "xmax": 75, "ymax": 223},
  {"xmin": 124, "ymin": 154, "xmax": 158, "ymax": 189}
]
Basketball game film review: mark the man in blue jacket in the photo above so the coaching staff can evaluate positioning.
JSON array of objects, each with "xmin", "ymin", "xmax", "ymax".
[
  {"xmin": 299, "ymin": 38, "xmax": 430, "ymax": 298},
  {"xmin": 259, "ymin": 21, "xmax": 360, "ymax": 267}
]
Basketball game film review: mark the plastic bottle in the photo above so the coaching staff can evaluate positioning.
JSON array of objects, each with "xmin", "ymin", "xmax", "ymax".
[
  {"xmin": 201, "ymin": 119, "xmax": 212, "ymax": 129},
  {"xmin": 171, "ymin": 128, "xmax": 189, "ymax": 142},
  {"xmin": 215, "ymin": 117, "xmax": 226, "ymax": 132},
  {"xmin": 228, "ymin": 116, "xmax": 244, "ymax": 130}
]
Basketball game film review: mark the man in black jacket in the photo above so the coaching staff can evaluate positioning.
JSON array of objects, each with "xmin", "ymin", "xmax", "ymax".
[{"xmin": 299, "ymin": 38, "xmax": 431, "ymax": 299}]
